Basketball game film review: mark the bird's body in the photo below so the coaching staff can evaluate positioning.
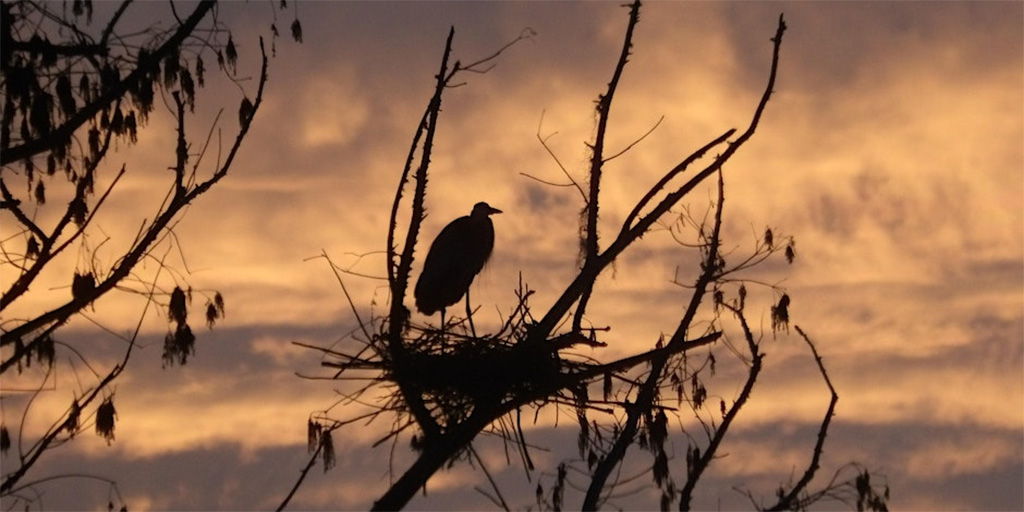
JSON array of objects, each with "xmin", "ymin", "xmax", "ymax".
[{"xmin": 415, "ymin": 202, "xmax": 501, "ymax": 316}]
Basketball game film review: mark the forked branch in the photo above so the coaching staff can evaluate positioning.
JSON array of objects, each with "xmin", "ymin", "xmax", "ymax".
[
  {"xmin": 1, "ymin": 40, "xmax": 270, "ymax": 373},
  {"xmin": 574, "ymin": 0, "xmax": 642, "ymax": 331},
  {"xmin": 764, "ymin": 325, "xmax": 839, "ymax": 511},
  {"xmin": 384, "ymin": 27, "xmax": 457, "ymax": 443}
]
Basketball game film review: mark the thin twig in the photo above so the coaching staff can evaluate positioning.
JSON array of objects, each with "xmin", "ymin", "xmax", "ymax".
[
  {"xmin": 534, "ymin": 110, "xmax": 587, "ymax": 202},
  {"xmin": 276, "ymin": 428, "xmax": 328, "ymax": 512},
  {"xmin": 470, "ymin": 445, "xmax": 511, "ymax": 511},
  {"xmin": 764, "ymin": 325, "xmax": 839, "ymax": 511},
  {"xmin": 602, "ymin": 115, "xmax": 664, "ymax": 162},
  {"xmin": 573, "ymin": 0, "xmax": 642, "ymax": 331}
]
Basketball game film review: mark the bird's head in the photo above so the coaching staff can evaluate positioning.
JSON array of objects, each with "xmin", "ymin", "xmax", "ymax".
[{"xmin": 471, "ymin": 202, "xmax": 502, "ymax": 217}]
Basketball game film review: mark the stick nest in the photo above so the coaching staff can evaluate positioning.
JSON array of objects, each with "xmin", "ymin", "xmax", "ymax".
[{"xmin": 388, "ymin": 321, "xmax": 565, "ymax": 427}]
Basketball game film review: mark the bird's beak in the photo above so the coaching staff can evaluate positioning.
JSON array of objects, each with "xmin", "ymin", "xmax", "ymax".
[{"xmin": 489, "ymin": 206, "xmax": 503, "ymax": 214}]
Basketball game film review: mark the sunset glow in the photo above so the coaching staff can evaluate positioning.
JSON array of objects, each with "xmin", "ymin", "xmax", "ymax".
[{"xmin": 1, "ymin": 1, "xmax": 1021, "ymax": 510}]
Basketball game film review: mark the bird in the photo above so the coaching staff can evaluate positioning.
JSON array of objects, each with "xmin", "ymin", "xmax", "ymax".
[{"xmin": 414, "ymin": 202, "xmax": 501, "ymax": 325}]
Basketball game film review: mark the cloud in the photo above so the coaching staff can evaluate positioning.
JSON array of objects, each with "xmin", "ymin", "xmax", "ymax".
[
  {"xmin": 293, "ymin": 71, "xmax": 371, "ymax": 149},
  {"xmin": 11, "ymin": 412, "xmax": 1021, "ymax": 511},
  {"xmin": 5, "ymin": 2, "xmax": 1021, "ymax": 511}
]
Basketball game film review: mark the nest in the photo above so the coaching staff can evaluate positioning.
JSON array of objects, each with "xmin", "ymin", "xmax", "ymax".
[
  {"xmin": 315, "ymin": 288, "xmax": 607, "ymax": 435},
  {"xmin": 388, "ymin": 322, "xmax": 565, "ymax": 427}
]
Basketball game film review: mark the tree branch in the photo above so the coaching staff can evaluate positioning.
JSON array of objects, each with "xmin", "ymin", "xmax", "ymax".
[
  {"xmin": 678, "ymin": 301, "xmax": 761, "ymax": 511},
  {"xmin": 1, "ymin": 0, "xmax": 216, "ymax": 166},
  {"xmin": 386, "ymin": 27, "xmax": 459, "ymax": 443},
  {"xmin": 764, "ymin": 325, "xmax": 838, "ymax": 511},
  {"xmin": 1, "ymin": 39, "xmax": 269, "ymax": 370},
  {"xmin": 584, "ymin": 168, "xmax": 725, "ymax": 511},
  {"xmin": 573, "ymin": 0, "xmax": 642, "ymax": 332},
  {"xmin": 1, "ymin": 243, "xmax": 166, "ymax": 494},
  {"xmin": 534, "ymin": 13, "xmax": 786, "ymax": 345}
]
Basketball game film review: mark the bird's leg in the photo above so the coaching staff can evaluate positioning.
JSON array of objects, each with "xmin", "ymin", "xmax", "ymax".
[
  {"xmin": 465, "ymin": 288, "xmax": 477, "ymax": 338},
  {"xmin": 440, "ymin": 307, "xmax": 447, "ymax": 335}
]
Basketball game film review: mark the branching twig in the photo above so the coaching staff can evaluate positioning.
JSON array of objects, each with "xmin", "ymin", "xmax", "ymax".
[
  {"xmin": 584, "ymin": 166, "xmax": 725, "ymax": 510},
  {"xmin": 573, "ymin": 0, "xmax": 642, "ymax": 332},
  {"xmin": 533, "ymin": 110, "xmax": 587, "ymax": 202},
  {"xmin": 1, "ymin": 0, "xmax": 217, "ymax": 166},
  {"xmin": 602, "ymin": 115, "xmax": 664, "ymax": 163},
  {"xmin": 384, "ymin": 27, "xmax": 458, "ymax": 444},
  {"xmin": 1, "ymin": 39, "xmax": 270, "ymax": 372},
  {"xmin": 2, "ymin": 244, "xmax": 169, "ymax": 494},
  {"xmin": 764, "ymin": 325, "xmax": 838, "ymax": 511},
  {"xmin": 678, "ymin": 300, "xmax": 761, "ymax": 511}
]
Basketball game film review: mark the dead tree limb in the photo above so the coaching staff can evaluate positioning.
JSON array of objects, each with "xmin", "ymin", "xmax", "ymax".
[
  {"xmin": 764, "ymin": 326, "xmax": 839, "ymax": 511},
  {"xmin": 573, "ymin": 0, "xmax": 642, "ymax": 332},
  {"xmin": 584, "ymin": 168, "xmax": 726, "ymax": 510},
  {"xmin": 384, "ymin": 27, "xmax": 457, "ymax": 443}
]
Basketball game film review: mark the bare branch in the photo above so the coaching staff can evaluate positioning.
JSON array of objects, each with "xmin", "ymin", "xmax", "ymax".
[
  {"xmin": 602, "ymin": 115, "xmax": 664, "ymax": 163},
  {"xmin": 1, "ymin": 0, "xmax": 217, "ymax": 166},
  {"xmin": 385, "ymin": 27, "xmax": 459, "ymax": 444},
  {"xmin": 621, "ymin": 129, "xmax": 734, "ymax": 234},
  {"xmin": 534, "ymin": 110, "xmax": 587, "ymax": 202},
  {"xmin": 456, "ymin": 27, "xmax": 536, "ymax": 75},
  {"xmin": 679, "ymin": 300, "xmax": 761, "ymax": 511},
  {"xmin": 764, "ymin": 325, "xmax": 839, "ymax": 511},
  {"xmin": 573, "ymin": 0, "xmax": 642, "ymax": 331},
  {"xmin": 585, "ymin": 167, "xmax": 726, "ymax": 511}
]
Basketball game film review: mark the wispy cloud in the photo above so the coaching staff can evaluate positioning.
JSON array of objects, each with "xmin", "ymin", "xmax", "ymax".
[{"xmin": 4, "ymin": 1, "xmax": 1020, "ymax": 510}]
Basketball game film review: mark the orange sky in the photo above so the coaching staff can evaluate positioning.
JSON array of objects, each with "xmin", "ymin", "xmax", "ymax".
[{"xmin": 1, "ymin": 1, "xmax": 1022, "ymax": 510}]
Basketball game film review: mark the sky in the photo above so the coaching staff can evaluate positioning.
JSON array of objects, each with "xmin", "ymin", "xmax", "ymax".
[{"xmin": 1, "ymin": 1, "xmax": 1022, "ymax": 511}]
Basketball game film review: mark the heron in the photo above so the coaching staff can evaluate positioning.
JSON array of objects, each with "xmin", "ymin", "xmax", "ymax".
[{"xmin": 414, "ymin": 202, "xmax": 501, "ymax": 331}]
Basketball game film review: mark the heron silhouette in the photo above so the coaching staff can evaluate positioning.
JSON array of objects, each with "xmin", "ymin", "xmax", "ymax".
[{"xmin": 415, "ymin": 202, "xmax": 501, "ymax": 332}]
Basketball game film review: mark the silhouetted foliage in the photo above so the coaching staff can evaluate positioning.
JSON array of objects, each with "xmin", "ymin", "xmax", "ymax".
[
  {"xmin": 95, "ymin": 396, "xmax": 117, "ymax": 444},
  {"xmin": 0, "ymin": 425, "xmax": 9, "ymax": 455},
  {"xmin": 855, "ymin": 470, "xmax": 890, "ymax": 512},
  {"xmin": 0, "ymin": 0, "xmax": 296, "ymax": 507},
  {"xmin": 205, "ymin": 291, "xmax": 226, "ymax": 328}
]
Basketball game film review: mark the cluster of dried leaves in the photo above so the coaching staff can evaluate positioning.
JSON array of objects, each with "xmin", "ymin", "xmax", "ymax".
[{"xmin": 1, "ymin": 0, "xmax": 296, "ymax": 507}]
